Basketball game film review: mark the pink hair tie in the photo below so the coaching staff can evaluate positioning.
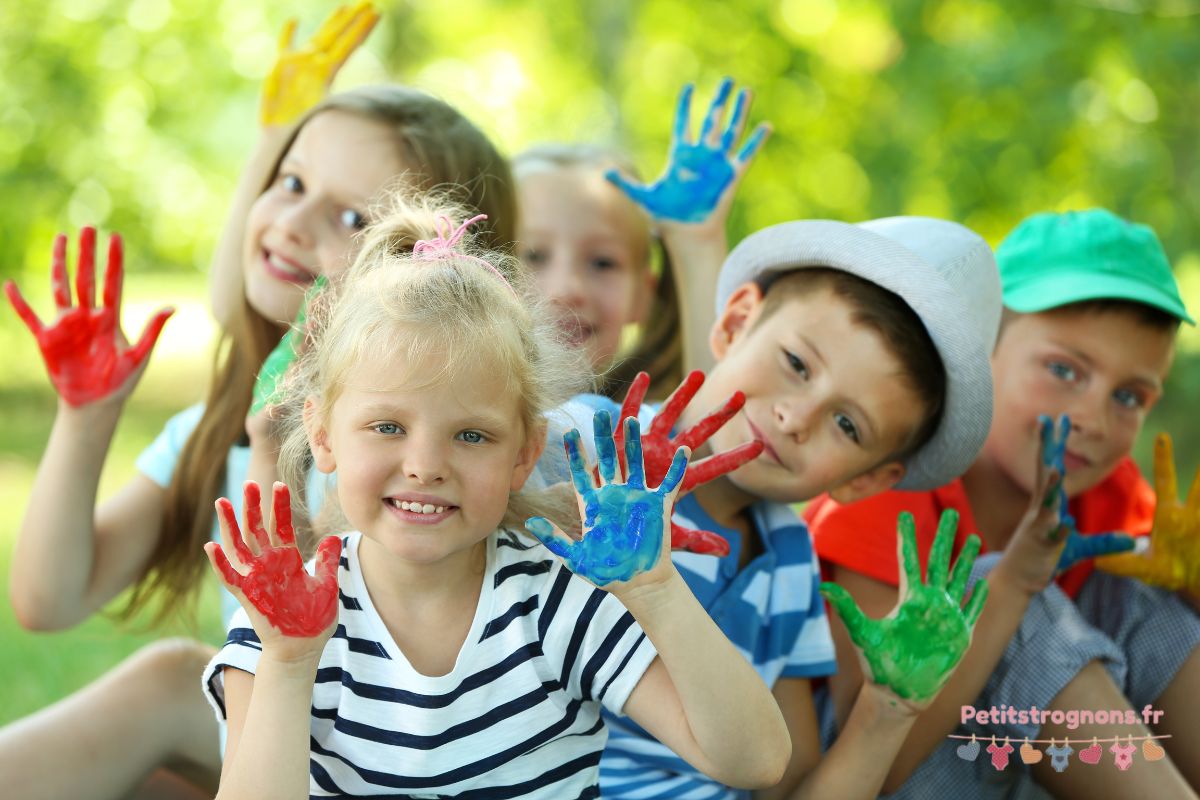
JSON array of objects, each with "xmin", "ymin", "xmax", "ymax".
[{"xmin": 412, "ymin": 214, "xmax": 517, "ymax": 297}]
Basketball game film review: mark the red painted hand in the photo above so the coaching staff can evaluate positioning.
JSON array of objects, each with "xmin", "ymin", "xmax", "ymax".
[
  {"xmin": 610, "ymin": 371, "xmax": 764, "ymax": 556},
  {"xmin": 5, "ymin": 227, "xmax": 173, "ymax": 407},
  {"xmin": 205, "ymin": 481, "xmax": 342, "ymax": 644}
]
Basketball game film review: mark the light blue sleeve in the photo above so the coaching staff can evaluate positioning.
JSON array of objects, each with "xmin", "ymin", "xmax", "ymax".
[{"xmin": 135, "ymin": 404, "xmax": 206, "ymax": 488}]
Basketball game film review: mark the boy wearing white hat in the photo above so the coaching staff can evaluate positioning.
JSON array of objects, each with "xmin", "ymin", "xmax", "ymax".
[{"xmin": 559, "ymin": 216, "xmax": 1003, "ymax": 798}]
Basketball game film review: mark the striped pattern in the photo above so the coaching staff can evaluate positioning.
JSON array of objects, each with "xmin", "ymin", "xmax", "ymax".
[
  {"xmin": 552, "ymin": 396, "xmax": 836, "ymax": 800},
  {"xmin": 204, "ymin": 529, "xmax": 657, "ymax": 798}
]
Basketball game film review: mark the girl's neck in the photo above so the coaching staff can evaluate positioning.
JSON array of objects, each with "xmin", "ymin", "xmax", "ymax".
[
  {"xmin": 960, "ymin": 456, "xmax": 1032, "ymax": 552},
  {"xmin": 358, "ymin": 535, "xmax": 488, "ymax": 612}
]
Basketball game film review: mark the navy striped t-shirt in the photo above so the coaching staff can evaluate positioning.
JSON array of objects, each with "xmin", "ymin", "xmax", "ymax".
[{"xmin": 203, "ymin": 529, "xmax": 657, "ymax": 799}]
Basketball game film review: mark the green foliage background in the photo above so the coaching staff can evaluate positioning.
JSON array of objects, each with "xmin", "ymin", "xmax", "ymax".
[{"xmin": 1, "ymin": 0, "xmax": 1199, "ymax": 719}]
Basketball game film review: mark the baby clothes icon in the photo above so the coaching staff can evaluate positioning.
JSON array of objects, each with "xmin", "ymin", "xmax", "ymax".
[
  {"xmin": 956, "ymin": 735, "xmax": 980, "ymax": 762},
  {"xmin": 1045, "ymin": 741, "xmax": 1073, "ymax": 773},
  {"xmin": 1019, "ymin": 739, "xmax": 1043, "ymax": 765},
  {"xmin": 987, "ymin": 738, "xmax": 1014, "ymax": 770},
  {"xmin": 1110, "ymin": 740, "xmax": 1135, "ymax": 771},
  {"xmin": 1143, "ymin": 738, "xmax": 1166, "ymax": 762},
  {"xmin": 1079, "ymin": 740, "xmax": 1103, "ymax": 765}
]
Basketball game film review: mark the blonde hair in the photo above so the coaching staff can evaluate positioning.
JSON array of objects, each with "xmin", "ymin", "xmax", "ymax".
[
  {"xmin": 278, "ymin": 193, "xmax": 590, "ymax": 547},
  {"xmin": 513, "ymin": 143, "xmax": 683, "ymax": 399},
  {"xmin": 135, "ymin": 85, "xmax": 516, "ymax": 624}
]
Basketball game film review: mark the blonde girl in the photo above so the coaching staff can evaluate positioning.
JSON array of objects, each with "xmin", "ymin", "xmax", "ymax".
[{"xmin": 201, "ymin": 197, "xmax": 789, "ymax": 798}]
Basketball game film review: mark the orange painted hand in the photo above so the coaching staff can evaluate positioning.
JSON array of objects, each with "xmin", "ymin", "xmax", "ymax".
[
  {"xmin": 260, "ymin": 2, "xmax": 380, "ymax": 127},
  {"xmin": 1097, "ymin": 433, "xmax": 1200, "ymax": 593}
]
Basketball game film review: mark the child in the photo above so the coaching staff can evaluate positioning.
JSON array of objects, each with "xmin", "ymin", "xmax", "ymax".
[
  {"xmin": 200, "ymin": 206, "xmax": 790, "ymax": 798},
  {"xmin": 806, "ymin": 209, "xmax": 1200, "ymax": 797},
  {"xmin": 1, "ymin": 67, "xmax": 515, "ymax": 800},
  {"xmin": 557, "ymin": 215, "xmax": 1003, "ymax": 797},
  {"xmin": 514, "ymin": 78, "xmax": 769, "ymax": 398}
]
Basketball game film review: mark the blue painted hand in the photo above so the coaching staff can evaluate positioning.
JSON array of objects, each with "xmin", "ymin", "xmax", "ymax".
[
  {"xmin": 526, "ymin": 411, "xmax": 689, "ymax": 586},
  {"xmin": 605, "ymin": 77, "xmax": 770, "ymax": 224}
]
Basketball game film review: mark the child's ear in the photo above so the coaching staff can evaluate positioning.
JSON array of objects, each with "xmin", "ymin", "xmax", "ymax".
[
  {"xmin": 828, "ymin": 460, "xmax": 907, "ymax": 505},
  {"xmin": 710, "ymin": 282, "xmax": 766, "ymax": 360},
  {"xmin": 304, "ymin": 396, "xmax": 336, "ymax": 474},
  {"xmin": 511, "ymin": 419, "xmax": 549, "ymax": 492}
]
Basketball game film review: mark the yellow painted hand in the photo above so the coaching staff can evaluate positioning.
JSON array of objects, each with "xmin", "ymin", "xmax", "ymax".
[
  {"xmin": 1097, "ymin": 433, "xmax": 1200, "ymax": 593},
  {"xmin": 260, "ymin": 2, "xmax": 380, "ymax": 126}
]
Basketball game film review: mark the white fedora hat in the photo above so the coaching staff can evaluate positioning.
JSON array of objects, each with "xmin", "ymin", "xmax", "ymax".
[{"xmin": 717, "ymin": 217, "xmax": 1001, "ymax": 490}]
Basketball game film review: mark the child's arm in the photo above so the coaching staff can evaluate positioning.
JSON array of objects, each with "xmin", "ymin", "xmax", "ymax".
[
  {"xmin": 607, "ymin": 79, "xmax": 770, "ymax": 375},
  {"xmin": 204, "ymin": 481, "xmax": 342, "ymax": 800},
  {"xmin": 5, "ymin": 228, "xmax": 174, "ymax": 629},
  {"xmin": 527, "ymin": 412, "xmax": 790, "ymax": 788},
  {"xmin": 209, "ymin": 3, "xmax": 378, "ymax": 325}
]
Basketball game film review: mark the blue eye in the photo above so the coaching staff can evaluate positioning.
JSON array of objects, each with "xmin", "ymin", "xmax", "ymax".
[
  {"xmin": 340, "ymin": 209, "xmax": 366, "ymax": 230},
  {"xmin": 458, "ymin": 430, "xmax": 486, "ymax": 444},
  {"xmin": 784, "ymin": 350, "xmax": 809, "ymax": 379},
  {"xmin": 281, "ymin": 174, "xmax": 303, "ymax": 193},
  {"xmin": 1047, "ymin": 361, "xmax": 1077, "ymax": 382},
  {"xmin": 372, "ymin": 422, "xmax": 401, "ymax": 435},
  {"xmin": 1112, "ymin": 388, "xmax": 1143, "ymax": 410},
  {"xmin": 835, "ymin": 413, "xmax": 860, "ymax": 443},
  {"xmin": 590, "ymin": 256, "xmax": 618, "ymax": 271}
]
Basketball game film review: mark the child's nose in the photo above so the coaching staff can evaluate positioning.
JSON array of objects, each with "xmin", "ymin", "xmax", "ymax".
[
  {"xmin": 774, "ymin": 398, "xmax": 815, "ymax": 444},
  {"xmin": 1066, "ymin": 389, "xmax": 1109, "ymax": 440},
  {"xmin": 404, "ymin": 439, "xmax": 448, "ymax": 484},
  {"xmin": 275, "ymin": 199, "xmax": 319, "ymax": 247},
  {"xmin": 542, "ymin": 261, "xmax": 586, "ymax": 308}
]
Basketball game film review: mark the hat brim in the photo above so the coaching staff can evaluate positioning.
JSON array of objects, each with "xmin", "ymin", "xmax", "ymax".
[
  {"xmin": 1004, "ymin": 270, "xmax": 1195, "ymax": 325},
  {"xmin": 718, "ymin": 220, "xmax": 994, "ymax": 490}
]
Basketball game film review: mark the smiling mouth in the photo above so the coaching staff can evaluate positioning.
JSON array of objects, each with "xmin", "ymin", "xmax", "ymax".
[
  {"xmin": 383, "ymin": 498, "xmax": 458, "ymax": 525},
  {"xmin": 745, "ymin": 418, "xmax": 781, "ymax": 465},
  {"xmin": 556, "ymin": 318, "xmax": 593, "ymax": 346},
  {"xmin": 1063, "ymin": 451, "xmax": 1092, "ymax": 471},
  {"xmin": 261, "ymin": 249, "xmax": 317, "ymax": 285}
]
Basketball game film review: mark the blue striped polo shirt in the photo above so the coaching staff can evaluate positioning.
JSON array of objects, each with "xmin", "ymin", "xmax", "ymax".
[{"xmin": 551, "ymin": 396, "xmax": 837, "ymax": 799}]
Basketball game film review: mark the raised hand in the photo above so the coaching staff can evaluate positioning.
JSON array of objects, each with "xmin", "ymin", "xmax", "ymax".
[
  {"xmin": 5, "ymin": 227, "xmax": 173, "ymax": 407},
  {"xmin": 260, "ymin": 2, "xmax": 380, "ymax": 127},
  {"xmin": 204, "ymin": 481, "xmax": 342, "ymax": 651},
  {"xmin": 609, "ymin": 371, "xmax": 763, "ymax": 557},
  {"xmin": 606, "ymin": 78, "xmax": 770, "ymax": 224},
  {"xmin": 1097, "ymin": 432, "xmax": 1200, "ymax": 593},
  {"xmin": 527, "ymin": 412, "xmax": 688, "ymax": 588},
  {"xmin": 821, "ymin": 510, "xmax": 988, "ymax": 704},
  {"xmin": 1035, "ymin": 414, "xmax": 1135, "ymax": 573}
]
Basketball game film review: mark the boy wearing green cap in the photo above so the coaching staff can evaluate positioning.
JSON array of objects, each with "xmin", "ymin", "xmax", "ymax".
[{"xmin": 808, "ymin": 208, "xmax": 1200, "ymax": 798}]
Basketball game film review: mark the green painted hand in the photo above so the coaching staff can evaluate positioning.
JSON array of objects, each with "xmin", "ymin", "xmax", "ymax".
[
  {"xmin": 821, "ymin": 510, "xmax": 988, "ymax": 702},
  {"xmin": 251, "ymin": 275, "xmax": 325, "ymax": 414}
]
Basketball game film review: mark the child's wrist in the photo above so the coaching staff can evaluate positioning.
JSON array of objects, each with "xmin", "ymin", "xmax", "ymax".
[
  {"xmin": 611, "ymin": 563, "xmax": 688, "ymax": 620},
  {"xmin": 858, "ymin": 680, "xmax": 924, "ymax": 723},
  {"xmin": 659, "ymin": 220, "xmax": 728, "ymax": 250},
  {"xmin": 258, "ymin": 644, "xmax": 325, "ymax": 675}
]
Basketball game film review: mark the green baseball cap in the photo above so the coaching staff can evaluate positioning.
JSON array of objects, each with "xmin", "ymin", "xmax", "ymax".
[{"xmin": 996, "ymin": 208, "xmax": 1193, "ymax": 325}]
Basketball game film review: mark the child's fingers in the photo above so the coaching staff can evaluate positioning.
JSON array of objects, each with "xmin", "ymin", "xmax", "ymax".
[
  {"xmin": 1185, "ymin": 463, "xmax": 1200, "ymax": 514},
  {"xmin": 241, "ymin": 480, "xmax": 271, "ymax": 553},
  {"xmin": 819, "ymin": 582, "xmax": 872, "ymax": 646},
  {"xmin": 734, "ymin": 123, "xmax": 771, "ymax": 169},
  {"xmin": 329, "ymin": 3, "xmax": 379, "ymax": 68},
  {"xmin": 896, "ymin": 511, "xmax": 922, "ymax": 597},
  {"xmin": 50, "ymin": 234, "xmax": 70, "ymax": 310},
  {"xmin": 101, "ymin": 233, "xmax": 123, "ymax": 310},
  {"xmin": 671, "ymin": 83, "xmax": 696, "ymax": 147},
  {"xmin": 675, "ymin": 387, "xmax": 743, "ymax": 452},
  {"xmin": 603, "ymin": 169, "xmax": 653, "ymax": 207},
  {"xmin": 927, "ymin": 509, "xmax": 958, "ymax": 588},
  {"xmin": 277, "ymin": 18, "xmax": 298, "ymax": 53},
  {"xmin": 124, "ymin": 307, "xmax": 174, "ymax": 370},
  {"xmin": 720, "ymin": 87, "xmax": 750, "ymax": 154},
  {"xmin": 594, "ymin": 411, "xmax": 618, "ymax": 484},
  {"xmin": 271, "ymin": 482, "xmax": 296, "ymax": 546},
  {"xmin": 75, "ymin": 227, "xmax": 96, "ymax": 309},
  {"xmin": 679, "ymin": 440, "xmax": 763, "ymax": 494},
  {"xmin": 657, "ymin": 447, "xmax": 690, "ymax": 499},
  {"xmin": 313, "ymin": 4, "xmax": 353, "ymax": 50},
  {"xmin": 204, "ymin": 542, "xmax": 245, "ymax": 592},
  {"xmin": 614, "ymin": 371, "xmax": 650, "ymax": 476},
  {"xmin": 669, "ymin": 522, "xmax": 730, "ymax": 556},
  {"xmin": 525, "ymin": 516, "xmax": 575, "ymax": 561},
  {"xmin": 313, "ymin": 535, "xmax": 343, "ymax": 585},
  {"xmin": 697, "ymin": 77, "xmax": 734, "ymax": 146},
  {"xmin": 564, "ymin": 430, "xmax": 597, "ymax": 496},
  {"xmin": 215, "ymin": 497, "xmax": 255, "ymax": 567},
  {"xmin": 1078, "ymin": 531, "xmax": 1136, "ymax": 561},
  {"xmin": 1153, "ymin": 433, "xmax": 1179, "ymax": 507},
  {"xmin": 623, "ymin": 418, "xmax": 646, "ymax": 489},
  {"xmin": 4, "ymin": 281, "xmax": 45, "ymax": 337},
  {"xmin": 947, "ymin": 534, "xmax": 981, "ymax": 603},
  {"xmin": 651, "ymin": 370, "xmax": 704, "ymax": 443},
  {"xmin": 963, "ymin": 578, "xmax": 989, "ymax": 630}
]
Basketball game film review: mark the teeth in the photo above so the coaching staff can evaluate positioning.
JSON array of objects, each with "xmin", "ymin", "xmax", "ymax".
[
  {"xmin": 267, "ymin": 252, "xmax": 306, "ymax": 279},
  {"xmin": 396, "ymin": 500, "xmax": 446, "ymax": 514}
]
